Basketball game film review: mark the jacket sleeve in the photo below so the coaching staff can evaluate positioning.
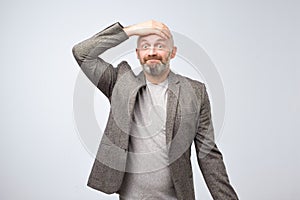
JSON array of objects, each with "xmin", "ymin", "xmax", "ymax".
[
  {"xmin": 72, "ymin": 22, "xmax": 129, "ymax": 98},
  {"xmin": 194, "ymin": 84, "xmax": 239, "ymax": 200}
]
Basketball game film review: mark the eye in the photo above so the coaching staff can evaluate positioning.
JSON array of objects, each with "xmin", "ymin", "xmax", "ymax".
[
  {"xmin": 156, "ymin": 44, "xmax": 166, "ymax": 50},
  {"xmin": 142, "ymin": 44, "xmax": 149, "ymax": 49}
]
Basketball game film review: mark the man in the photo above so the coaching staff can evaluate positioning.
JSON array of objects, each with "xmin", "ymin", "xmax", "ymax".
[{"xmin": 72, "ymin": 20, "xmax": 238, "ymax": 200}]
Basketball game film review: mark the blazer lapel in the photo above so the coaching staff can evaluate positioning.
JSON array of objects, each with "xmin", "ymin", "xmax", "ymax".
[
  {"xmin": 128, "ymin": 71, "xmax": 146, "ymax": 117},
  {"xmin": 166, "ymin": 71, "xmax": 180, "ymax": 145},
  {"xmin": 112, "ymin": 69, "xmax": 146, "ymax": 148}
]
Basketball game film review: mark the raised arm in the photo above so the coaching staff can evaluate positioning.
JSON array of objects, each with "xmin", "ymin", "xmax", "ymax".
[
  {"xmin": 72, "ymin": 22, "xmax": 129, "ymax": 98},
  {"xmin": 194, "ymin": 85, "xmax": 239, "ymax": 200}
]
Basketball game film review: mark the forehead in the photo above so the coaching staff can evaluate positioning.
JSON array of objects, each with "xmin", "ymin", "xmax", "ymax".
[{"xmin": 137, "ymin": 34, "xmax": 169, "ymax": 45}]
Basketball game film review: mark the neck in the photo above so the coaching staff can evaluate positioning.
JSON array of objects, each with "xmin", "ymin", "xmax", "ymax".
[{"xmin": 144, "ymin": 68, "xmax": 170, "ymax": 84}]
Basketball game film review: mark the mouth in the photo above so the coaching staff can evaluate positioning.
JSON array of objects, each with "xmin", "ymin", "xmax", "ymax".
[
  {"xmin": 144, "ymin": 55, "xmax": 163, "ymax": 64},
  {"xmin": 146, "ymin": 59, "xmax": 161, "ymax": 64}
]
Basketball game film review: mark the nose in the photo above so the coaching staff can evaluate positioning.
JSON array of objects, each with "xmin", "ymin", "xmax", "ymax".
[{"xmin": 148, "ymin": 47, "xmax": 157, "ymax": 56}]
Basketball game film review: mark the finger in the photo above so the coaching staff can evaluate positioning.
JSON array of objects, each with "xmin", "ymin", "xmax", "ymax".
[
  {"xmin": 160, "ymin": 24, "xmax": 171, "ymax": 38},
  {"xmin": 139, "ymin": 24, "xmax": 171, "ymax": 39},
  {"xmin": 153, "ymin": 22, "xmax": 171, "ymax": 38},
  {"xmin": 161, "ymin": 28, "xmax": 171, "ymax": 39},
  {"xmin": 154, "ymin": 29, "xmax": 170, "ymax": 39}
]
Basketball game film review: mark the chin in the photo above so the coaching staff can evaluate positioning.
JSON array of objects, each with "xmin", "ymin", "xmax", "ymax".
[{"xmin": 142, "ymin": 63, "xmax": 169, "ymax": 76}]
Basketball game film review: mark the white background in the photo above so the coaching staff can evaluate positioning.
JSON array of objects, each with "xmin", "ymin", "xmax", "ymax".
[{"xmin": 0, "ymin": 0, "xmax": 299, "ymax": 199}]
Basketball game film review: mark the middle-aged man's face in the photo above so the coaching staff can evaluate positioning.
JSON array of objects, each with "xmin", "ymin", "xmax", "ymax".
[{"xmin": 136, "ymin": 34, "xmax": 176, "ymax": 76}]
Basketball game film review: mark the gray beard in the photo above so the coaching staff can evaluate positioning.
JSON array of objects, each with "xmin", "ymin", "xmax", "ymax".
[{"xmin": 142, "ymin": 62, "xmax": 168, "ymax": 76}]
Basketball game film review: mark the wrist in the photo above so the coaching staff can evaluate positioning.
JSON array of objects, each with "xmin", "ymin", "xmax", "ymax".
[{"xmin": 123, "ymin": 26, "xmax": 134, "ymax": 37}]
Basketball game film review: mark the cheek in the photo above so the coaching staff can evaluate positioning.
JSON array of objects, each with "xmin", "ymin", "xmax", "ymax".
[
  {"xmin": 162, "ymin": 52, "xmax": 171, "ymax": 60},
  {"xmin": 137, "ymin": 52, "xmax": 145, "ymax": 60}
]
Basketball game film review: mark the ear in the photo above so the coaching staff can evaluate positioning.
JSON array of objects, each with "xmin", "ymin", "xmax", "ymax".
[
  {"xmin": 136, "ymin": 48, "xmax": 139, "ymax": 59},
  {"xmin": 170, "ymin": 46, "xmax": 177, "ymax": 59}
]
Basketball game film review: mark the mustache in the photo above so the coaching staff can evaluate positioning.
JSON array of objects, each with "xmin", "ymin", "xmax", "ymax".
[{"xmin": 144, "ymin": 55, "xmax": 163, "ymax": 62}]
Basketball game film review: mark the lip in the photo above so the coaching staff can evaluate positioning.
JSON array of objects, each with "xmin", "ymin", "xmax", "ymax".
[{"xmin": 146, "ymin": 59, "xmax": 161, "ymax": 63}]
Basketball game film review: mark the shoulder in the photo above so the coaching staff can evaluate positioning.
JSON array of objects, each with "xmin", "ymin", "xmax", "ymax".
[
  {"xmin": 115, "ymin": 60, "xmax": 138, "ymax": 79},
  {"xmin": 116, "ymin": 60, "xmax": 132, "ymax": 73},
  {"xmin": 175, "ymin": 73, "xmax": 206, "ymax": 92}
]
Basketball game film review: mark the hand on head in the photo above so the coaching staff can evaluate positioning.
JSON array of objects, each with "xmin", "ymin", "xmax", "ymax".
[{"xmin": 123, "ymin": 20, "xmax": 171, "ymax": 40}]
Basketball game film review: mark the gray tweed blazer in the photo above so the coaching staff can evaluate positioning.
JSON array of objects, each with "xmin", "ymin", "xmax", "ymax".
[{"xmin": 72, "ymin": 22, "xmax": 238, "ymax": 200}]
